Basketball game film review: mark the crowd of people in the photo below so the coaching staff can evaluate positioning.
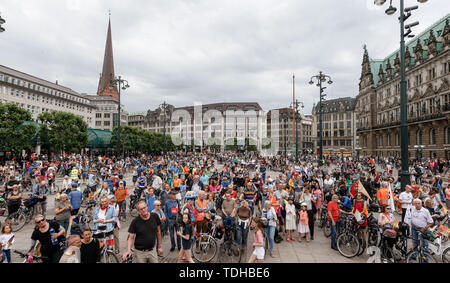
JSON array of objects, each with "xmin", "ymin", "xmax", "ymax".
[{"xmin": 0, "ymin": 152, "xmax": 448, "ymax": 263}]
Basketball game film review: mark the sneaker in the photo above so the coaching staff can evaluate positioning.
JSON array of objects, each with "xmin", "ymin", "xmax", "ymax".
[
  {"xmin": 178, "ymin": 247, "xmax": 181, "ymax": 251},
  {"xmin": 270, "ymin": 252, "xmax": 277, "ymax": 258},
  {"xmin": 170, "ymin": 247, "xmax": 175, "ymax": 252}
]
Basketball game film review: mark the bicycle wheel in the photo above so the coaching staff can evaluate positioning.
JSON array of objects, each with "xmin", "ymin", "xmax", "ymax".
[
  {"xmin": 100, "ymin": 251, "xmax": 120, "ymax": 263},
  {"xmin": 357, "ymin": 237, "xmax": 366, "ymax": 257},
  {"xmin": 406, "ymin": 250, "xmax": 437, "ymax": 263},
  {"xmin": 380, "ymin": 245, "xmax": 396, "ymax": 263},
  {"xmin": 220, "ymin": 242, "xmax": 241, "ymax": 263},
  {"xmin": 130, "ymin": 202, "xmax": 138, "ymax": 217},
  {"xmin": 367, "ymin": 230, "xmax": 378, "ymax": 246},
  {"xmin": 337, "ymin": 233, "xmax": 360, "ymax": 258},
  {"xmin": 8, "ymin": 212, "xmax": 27, "ymax": 232},
  {"xmin": 442, "ymin": 246, "xmax": 450, "ymax": 263},
  {"xmin": 323, "ymin": 221, "xmax": 331, "ymax": 238},
  {"xmin": 193, "ymin": 236, "xmax": 218, "ymax": 263}
]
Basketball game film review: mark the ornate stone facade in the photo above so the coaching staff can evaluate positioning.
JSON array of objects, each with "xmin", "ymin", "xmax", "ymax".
[{"xmin": 357, "ymin": 15, "xmax": 450, "ymax": 159}]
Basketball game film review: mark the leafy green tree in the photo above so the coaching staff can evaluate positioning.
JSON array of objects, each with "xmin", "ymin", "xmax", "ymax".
[
  {"xmin": 0, "ymin": 103, "xmax": 38, "ymax": 153},
  {"xmin": 38, "ymin": 111, "xmax": 88, "ymax": 153},
  {"xmin": 112, "ymin": 126, "xmax": 175, "ymax": 154}
]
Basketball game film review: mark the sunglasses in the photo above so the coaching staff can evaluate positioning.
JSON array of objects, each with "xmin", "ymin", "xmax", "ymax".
[{"xmin": 35, "ymin": 219, "xmax": 45, "ymax": 224}]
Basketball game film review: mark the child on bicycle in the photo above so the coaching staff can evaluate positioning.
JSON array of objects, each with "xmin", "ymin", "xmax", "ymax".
[
  {"xmin": 177, "ymin": 213, "xmax": 195, "ymax": 263},
  {"xmin": 248, "ymin": 218, "xmax": 265, "ymax": 263}
]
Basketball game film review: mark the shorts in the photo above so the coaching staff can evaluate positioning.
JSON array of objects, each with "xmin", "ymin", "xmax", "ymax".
[
  {"xmin": 253, "ymin": 246, "xmax": 265, "ymax": 260},
  {"xmin": 182, "ymin": 238, "xmax": 192, "ymax": 250},
  {"xmin": 71, "ymin": 208, "xmax": 80, "ymax": 216}
]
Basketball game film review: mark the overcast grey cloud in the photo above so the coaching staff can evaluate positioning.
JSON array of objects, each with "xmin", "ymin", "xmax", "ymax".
[{"xmin": 0, "ymin": 0, "xmax": 448, "ymax": 114}]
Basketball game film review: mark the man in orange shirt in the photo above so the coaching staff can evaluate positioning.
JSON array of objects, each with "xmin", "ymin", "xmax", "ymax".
[
  {"xmin": 328, "ymin": 194, "xmax": 350, "ymax": 250},
  {"xmin": 377, "ymin": 181, "xmax": 390, "ymax": 208}
]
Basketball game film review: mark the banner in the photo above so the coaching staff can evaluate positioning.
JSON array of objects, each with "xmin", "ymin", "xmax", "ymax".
[{"xmin": 357, "ymin": 180, "xmax": 372, "ymax": 201}]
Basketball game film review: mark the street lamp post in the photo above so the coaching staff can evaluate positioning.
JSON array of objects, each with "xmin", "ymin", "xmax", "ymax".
[
  {"xmin": 111, "ymin": 76, "xmax": 130, "ymax": 159},
  {"xmin": 374, "ymin": 0, "xmax": 428, "ymax": 191},
  {"xmin": 160, "ymin": 101, "xmax": 169, "ymax": 153},
  {"xmin": 291, "ymin": 100, "xmax": 304, "ymax": 163},
  {"xmin": 309, "ymin": 72, "xmax": 333, "ymax": 166},
  {"xmin": 0, "ymin": 14, "xmax": 5, "ymax": 33}
]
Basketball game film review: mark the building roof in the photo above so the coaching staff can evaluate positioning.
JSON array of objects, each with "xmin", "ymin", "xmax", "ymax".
[
  {"xmin": 129, "ymin": 111, "xmax": 147, "ymax": 116},
  {"xmin": 0, "ymin": 64, "xmax": 85, "ymax": 100},
  {"xmin": 97, "ymin": 18, "xmax": 116, "ymax": 95},
  {"xmin": 312, "ymin": 97, "xmax": 356, "ymax": 114},
  {"xmin": 369, "ymin": 13, "xmax": 449, "ymax": 87}
]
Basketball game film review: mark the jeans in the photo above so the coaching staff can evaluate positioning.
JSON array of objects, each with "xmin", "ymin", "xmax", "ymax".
[
  {"xmin": 330, "ymin": 220, "xmax": 339, "ymax": 248},
  {"xmin": 265, "ymin": 226, "xmax": 276, "ymax": 253},
  {"xmin": 235, "ymin": 222, "xmax": 249, "ymax": 248},
  {"xmin": 0, "ymin": 250, "xmax": 11, "ymax": 263},
  {"xmin": 411, "ymin": 226, "xmax": 429, "ymax": 252},
  {"xmin": 117, "ymin": 201, "xmax": 126, "ymax": 219},
  {"xmin": 168, "ymin": 218, "xmax": 181, "ymax": 249},
  {"xmin": 224, "ymin": 216, "xmax": 235, "ymax": 227}
]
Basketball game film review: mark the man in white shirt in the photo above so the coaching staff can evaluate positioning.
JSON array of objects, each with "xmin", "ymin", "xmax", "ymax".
[
  {"xmin": 323, "ymin": 175, "xmax": 334, "ymax": 194},
  {"xmin": 399, "ymin": 185, "xmax": 413, "ymax": 222},
  {"xmin": 404, "ymin": 199, "xmax": 434, "ymax": 251},
  {"xmin": 151, "ymin": 173, "xmax": 163, "ymax": 192}
]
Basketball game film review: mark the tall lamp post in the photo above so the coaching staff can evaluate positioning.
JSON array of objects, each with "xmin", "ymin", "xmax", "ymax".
[
  {"xmin": 291, "ymin": 100, "xmax": 304, "ymax": 163},
  {"xmin": 309, "ymin": 72, "xmax": 333, "ymax": 166},
  {"xmin": 111, "ymin": 76, "xmax": 130, "ymax": 159},
  {"xmin": 374, "ymin": 0, "xmax": 428, "ymax": 190},
  {"xmin": 159, "ymin": 101, "xmax": 170, "ymax": 153}
]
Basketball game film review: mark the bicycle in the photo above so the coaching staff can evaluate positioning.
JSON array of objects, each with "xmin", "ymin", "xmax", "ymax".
[
  {"xmin": 192, "ymin": 215, "xmax": 220, "ymax": 263},
  {"xmin": 92, "ymin": 230, "xmax": 120, "ymax": 263},
  {"xmin": 336, "ymin": 214, "xmax": 360, "ymax": 258},
  {"xmin": 13, "ymin": 250, "xmax": 45, "ymax": 263},
  {"xmin": 129, "ymin": 186, "xmax": 144, "ymax": 217},
  {"xmin": 405, "ymin": 229, "xmax": 437, "ymax": 263},
  {"xmin": 218, "ymin": 222, "xmax": 242, "ymax": 263}
]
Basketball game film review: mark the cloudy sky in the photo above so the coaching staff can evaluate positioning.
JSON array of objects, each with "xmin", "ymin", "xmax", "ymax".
[{"xmin": 0, "ymin": 0, "xmax": 448, "ymax": 114}]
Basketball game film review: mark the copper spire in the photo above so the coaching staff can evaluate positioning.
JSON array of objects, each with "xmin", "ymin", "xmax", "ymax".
[{"xmin": 97, "ymin": 15, "xmax": 118, "ymax": 100}]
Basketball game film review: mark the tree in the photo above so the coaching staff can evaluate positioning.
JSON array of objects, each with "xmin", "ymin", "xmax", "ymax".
[
  {"xmin": 111, "ymin": 126, "xmax": 175, "ymax": 155},
  {"xmin": 38, "ymin": 111, "xmax": 89, "ymax": 153},
  {"xmin": 0, "ymin": 103, "xmax": 38, "ymax": 153}
]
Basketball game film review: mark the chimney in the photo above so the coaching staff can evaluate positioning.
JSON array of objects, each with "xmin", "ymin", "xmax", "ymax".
[{"xmin": 56, "ymin": 80, "xmax": 58, "ymax": 85}]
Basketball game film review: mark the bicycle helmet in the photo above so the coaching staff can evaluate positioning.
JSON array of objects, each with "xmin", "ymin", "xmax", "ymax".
[{"xmin": 184, "ymin": 191, "xmax": 197, "ymax": 200}]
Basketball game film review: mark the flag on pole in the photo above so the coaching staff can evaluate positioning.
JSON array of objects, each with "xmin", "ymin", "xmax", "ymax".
[{"xmin": 357, "ymin": 180, "xmax": 372, "ymax": 201}]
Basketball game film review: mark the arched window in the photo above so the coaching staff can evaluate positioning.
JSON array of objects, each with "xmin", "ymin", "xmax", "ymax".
[
  {"xmin": 430, "ymin": 129, "xmax": 436, "ymax": 145},
  {"xmin": 417, "ymin": 130, "xmax": 423, "ymax": 145},
  {"xmin": 396, "ymin": 133, "xmax": 400, "ymax": 146},
  {"xmin": 447, "ymin": 127, "xmax": 450, "ymax": 144}
]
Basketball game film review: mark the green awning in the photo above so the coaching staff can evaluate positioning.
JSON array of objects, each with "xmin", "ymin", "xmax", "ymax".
[{"xmin": 87, "ymin": 128, "xmax": 112, "ymax": 148}]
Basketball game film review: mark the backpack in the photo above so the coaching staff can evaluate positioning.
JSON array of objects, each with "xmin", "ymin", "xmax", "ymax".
[{"xmin": 115, "ymin": 187, "xmax": 127, "ymax": 203}]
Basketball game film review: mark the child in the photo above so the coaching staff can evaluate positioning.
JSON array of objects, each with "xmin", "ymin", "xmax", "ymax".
[
  {"xmin": 285, "ymin": 197, "xmax": 297, "ymax": 242},
  {"xmin": 0, "ymin": 224, "xmax": 15, "ymax": 263},
  {"xmin": 297, "ymin": 203, "xmax": 310, "ymax": 243},
  {"xmin": 177, "ymin": 213, "xmax": 195, "ymax": 263},
  {"xmin": 248, "ymin": 218, "xmax": 265, "ymax": 263}
]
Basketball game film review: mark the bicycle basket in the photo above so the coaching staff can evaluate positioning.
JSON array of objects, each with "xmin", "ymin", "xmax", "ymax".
[{"xmin": 382, "ymin": 229, "xmax": 397, "ymax": 239}]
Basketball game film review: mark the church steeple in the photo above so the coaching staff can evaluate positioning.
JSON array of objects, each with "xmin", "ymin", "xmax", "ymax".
[{"xmin": 97, "ymin": 14, "xmax": 118, "ymax": 101}]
